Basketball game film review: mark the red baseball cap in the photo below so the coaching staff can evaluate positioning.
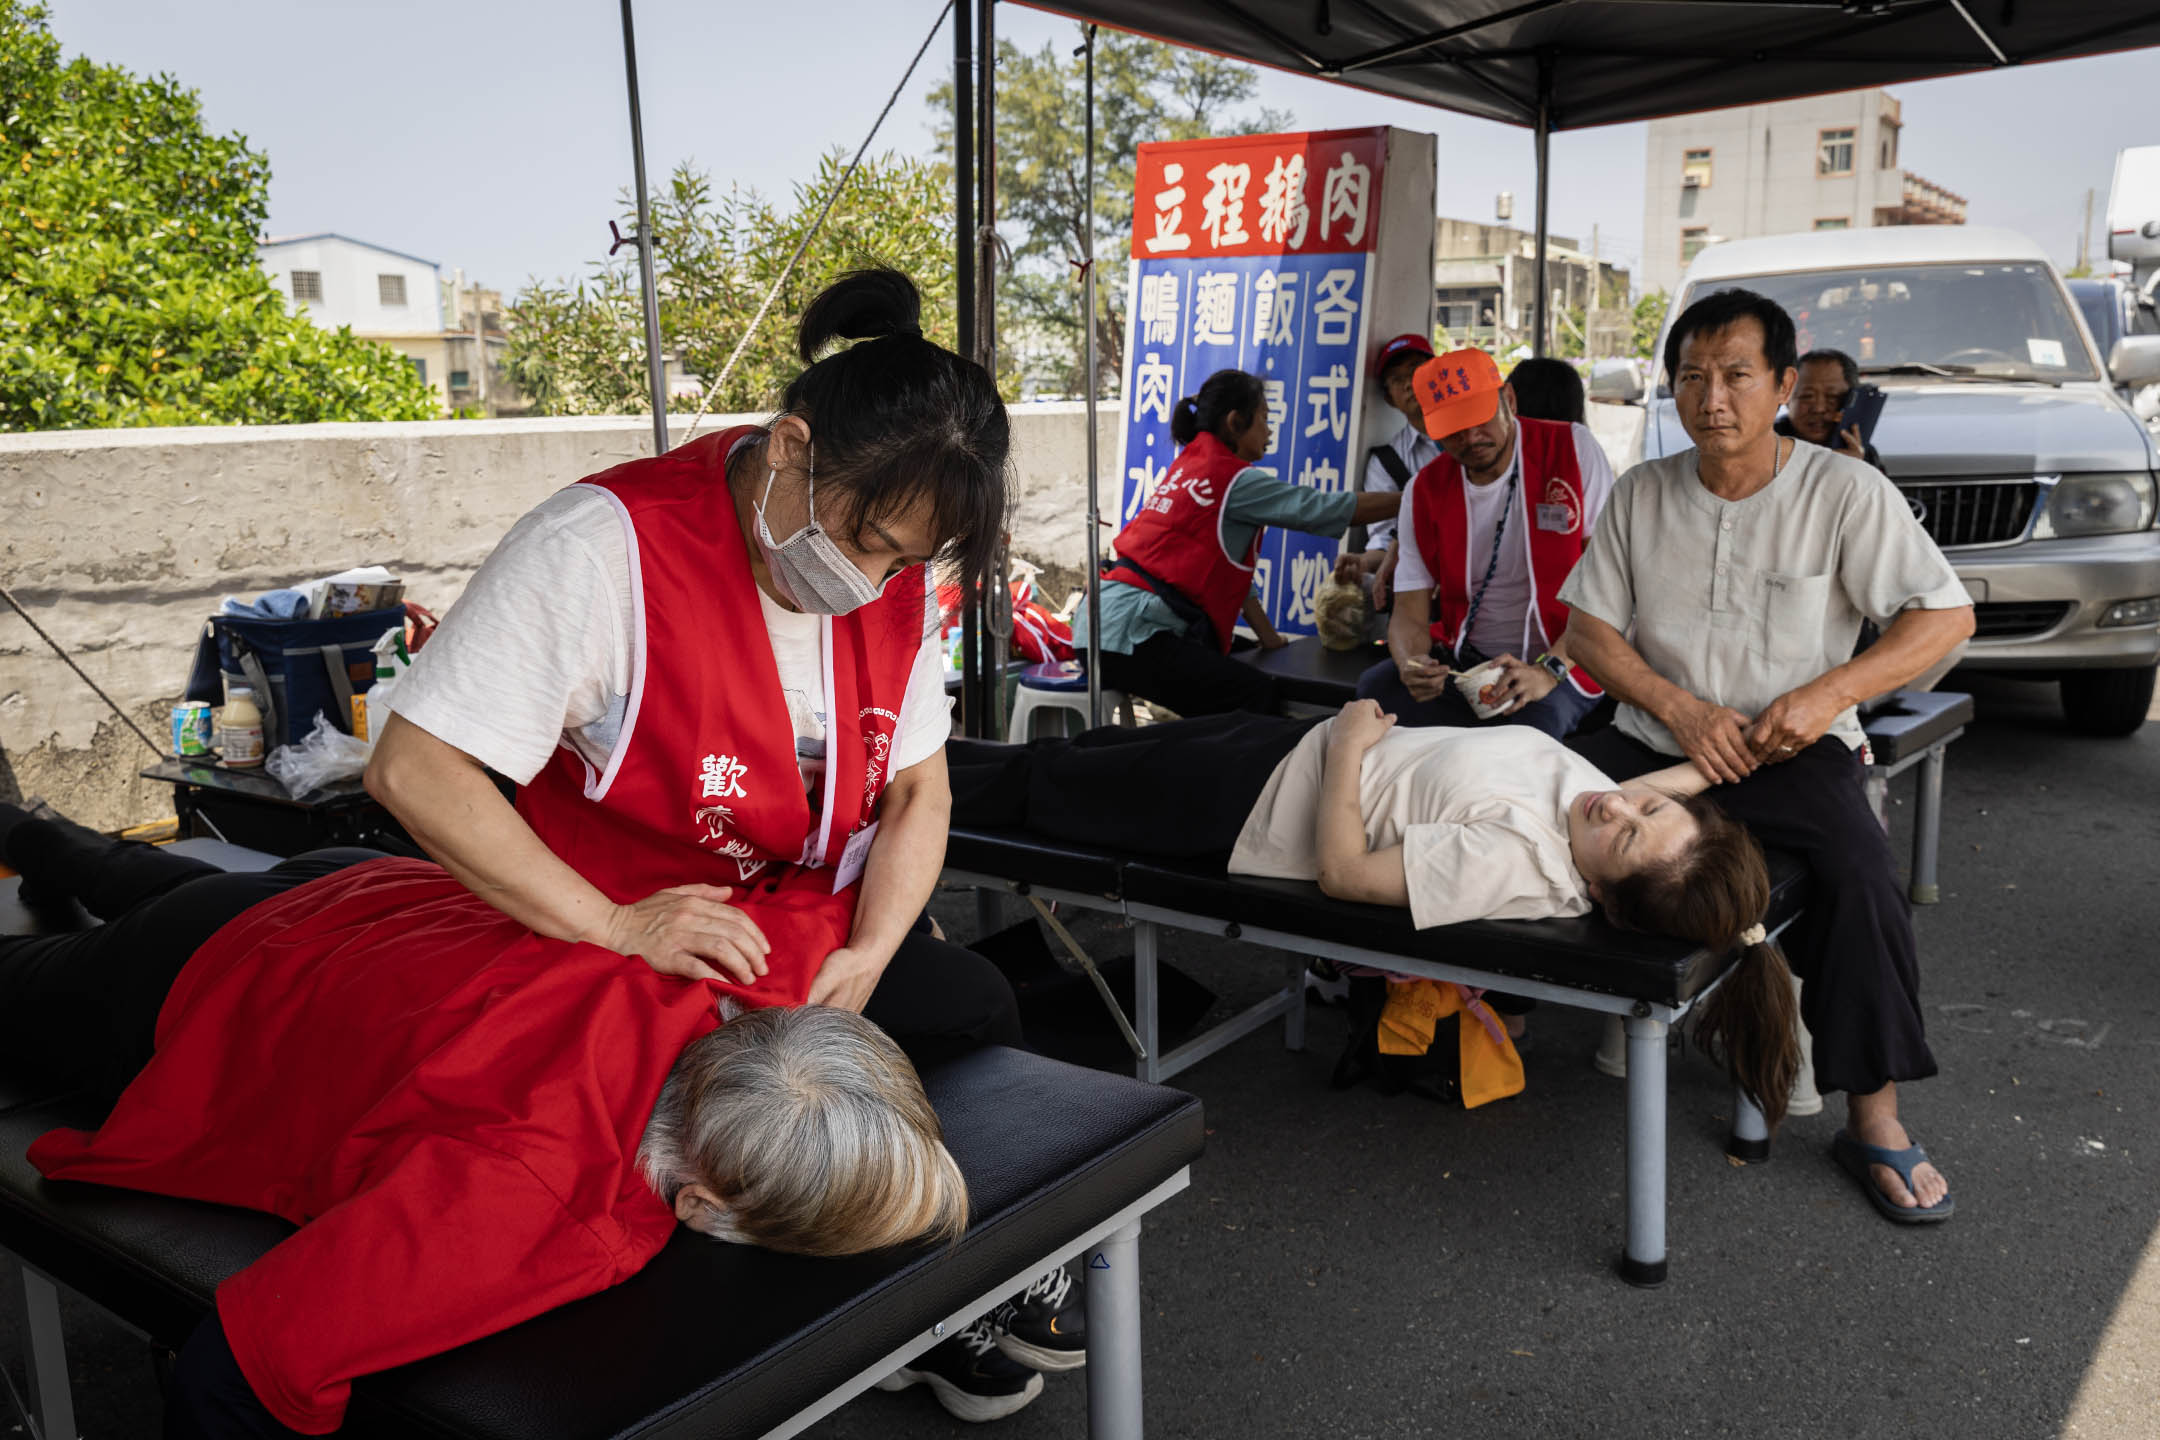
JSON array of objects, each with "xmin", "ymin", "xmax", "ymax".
[
  {"xmin": 1414, "ymin": 349, "xmax": 1505, "ymax": 439},
  {"xmin": 1369, "ymin": 332, "xmax": 1436, "ymax": 379}
]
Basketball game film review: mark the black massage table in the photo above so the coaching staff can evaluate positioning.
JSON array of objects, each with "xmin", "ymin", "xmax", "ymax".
[
  {"xmin": 1, "ymin": 844, "xmax": 1204, "ymax": 1439},
  {"xmin": 944, "ymin": 827, "xmax": 1812, "ymax": 1289},
  {"xmin": 1238, "ymin": 637, "xmax": 1972, "ymax": 903}
]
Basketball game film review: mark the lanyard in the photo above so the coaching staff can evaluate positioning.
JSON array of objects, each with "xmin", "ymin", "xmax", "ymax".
[{"xmin": 1456, "ymin": 467, "xmax": 1519, "ymax": 649}]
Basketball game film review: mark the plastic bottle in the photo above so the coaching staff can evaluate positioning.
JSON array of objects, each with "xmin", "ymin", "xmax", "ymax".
[{"xmin": 220, "ymin": 686, "xmax": 265, "ymax": 768}]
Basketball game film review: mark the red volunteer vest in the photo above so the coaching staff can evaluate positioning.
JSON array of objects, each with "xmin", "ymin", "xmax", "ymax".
[
  {"xmin": 516, "ymin": 425, "xmax": 926, "ymax": 1007},
  {"xmin": 1103, "ymin": 431, "xmax": 1258, "ymax": 654},
  {"xmin": 1409, "ymin": 416, "xmax": 1602, "ymax": 698}
]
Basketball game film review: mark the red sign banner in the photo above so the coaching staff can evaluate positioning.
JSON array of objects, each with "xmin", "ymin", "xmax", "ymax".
[{"xmin": 1128, "ymin": 127, "xmax": 1389, "ymax": 261}]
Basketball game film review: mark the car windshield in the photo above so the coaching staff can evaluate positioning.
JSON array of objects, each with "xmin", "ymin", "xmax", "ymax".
[{"xmin": 1682, "ymin": 261, "xmax": 2098, "ymax": 382}]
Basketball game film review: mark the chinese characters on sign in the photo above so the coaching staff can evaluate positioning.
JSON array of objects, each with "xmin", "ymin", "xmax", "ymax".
[{"xmin": 1118, "ymin": 130, "xmax": 1386, "ymax": 635}]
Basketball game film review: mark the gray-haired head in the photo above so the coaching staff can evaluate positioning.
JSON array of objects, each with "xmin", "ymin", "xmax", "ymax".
[{"xmin": 639, "ymin": 1004, "xmax": 968, "ymax": 1257}]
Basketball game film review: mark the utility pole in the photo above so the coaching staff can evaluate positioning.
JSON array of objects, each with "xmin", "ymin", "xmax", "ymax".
[
  {"xmin": 1588, "ymin": 223, "xmax": 1600, "ymax": 357},
  {"xmin": 2078, "ymin": 187, "xmax": 2094, "ymax": 274}
]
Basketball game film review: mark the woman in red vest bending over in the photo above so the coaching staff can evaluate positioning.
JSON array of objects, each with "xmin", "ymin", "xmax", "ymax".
[{"xmin": 1083, "ymin": 369, "xmax": 1403, "ymax": 717}]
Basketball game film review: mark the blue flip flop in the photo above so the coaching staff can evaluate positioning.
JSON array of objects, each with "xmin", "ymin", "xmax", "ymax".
[{"xmin": 1833, "ymin": 1130, "xmax": 1955, "ymax": 1224}]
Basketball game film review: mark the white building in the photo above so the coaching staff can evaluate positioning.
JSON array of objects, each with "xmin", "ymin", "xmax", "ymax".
[
  {"xmin": 257, "ymin": 234, "xmax": 522, "ymax": 414},
  {"xmin": 1639, "ymin": 89, "xmax": 1966, "ymax": 297},
  {"xmin": 258, "ymin": 233, "xmax": 445, "ymax": 336}
]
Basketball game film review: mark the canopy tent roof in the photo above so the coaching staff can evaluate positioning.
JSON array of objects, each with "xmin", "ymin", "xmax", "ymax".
[{"xmin": 1016, "ymin": 0, "xmax": 2160, "ymax": 130}]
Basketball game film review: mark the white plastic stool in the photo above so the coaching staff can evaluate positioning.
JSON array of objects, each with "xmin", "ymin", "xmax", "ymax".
[{"xmin": 1006, "ymin": 662, "xmax": 1135, "ymax": 741}]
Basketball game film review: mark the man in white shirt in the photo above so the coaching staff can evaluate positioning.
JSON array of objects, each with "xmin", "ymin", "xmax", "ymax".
[
  {"xmin": 1356, "ymin": 348, "xmax": 1618, "ymax": 740},
  {"xmin": 1560, "ymin": 287, "xmax": 1974, "ymax": 1225}
]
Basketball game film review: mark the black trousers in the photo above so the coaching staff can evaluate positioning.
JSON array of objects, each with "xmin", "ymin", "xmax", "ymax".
[
  {"xmin": 949, "ymin": 712, "xmax": 1318, "ymax": 857},
  {"xmin": 0, "ymin": 811, "xmax": 1019, "ymax": 1437},
  {"xmin": 1567, "ymin": 729, "xmax": 1935, "ymax": 1097},
  {"xmin": 1094, "ymin": 630, "xmax": 1279, "ymax": 718}
]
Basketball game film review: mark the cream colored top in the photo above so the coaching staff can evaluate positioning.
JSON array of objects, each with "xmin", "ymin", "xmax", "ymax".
[{"xmin": 1228, "ymin": 723, "xmax": 1612, "ymax": 931}]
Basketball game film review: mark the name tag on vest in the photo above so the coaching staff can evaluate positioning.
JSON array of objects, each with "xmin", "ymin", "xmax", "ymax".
[
  {"xmin": 1536, "ymin": 503, "xmax": 1574, "ymax": 533},
  {"xmin": 833, "ymin": 820, "xmax": 880, "ymax": 893}
]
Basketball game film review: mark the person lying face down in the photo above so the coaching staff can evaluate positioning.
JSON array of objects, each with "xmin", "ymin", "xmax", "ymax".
[
  {"xmin": 0, "ymin": 823, "xmax": 964, "ymax": 1436},
  {"xmin": 947, "ymin": 702, "xmax": 1798, "ymax": 1125}
]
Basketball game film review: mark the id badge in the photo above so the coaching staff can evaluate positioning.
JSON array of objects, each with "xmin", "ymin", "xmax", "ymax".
[
  {"xmin": 1535, "ymin": 502, "xmax": 1572, "ymax": 533},
  {"xmin": 833, "ymin": 821, "xmax": 879, "ymax": 893}
]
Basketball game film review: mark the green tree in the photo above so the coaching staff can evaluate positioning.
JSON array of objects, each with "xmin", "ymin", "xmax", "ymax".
[
  {"xmin": 929, "ymin": 28, "xmax": 1290, "ymax": 398},
  {"xmin": 505, "ymin": 150, "xmax": 956, "ymax": 418},
  {"xmin": 0, "ymin": 2, "xmax": 436, "ymax": 430},
  {"xmin": 1631, "ymin": 290, "xmax": 1671, "ymax": 365}
]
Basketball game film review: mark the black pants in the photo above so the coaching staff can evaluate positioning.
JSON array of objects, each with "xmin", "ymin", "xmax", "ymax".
[
  {"xmin": 1, "ymin": 810, "xmax": 1019, "ymax": 1437},
  {"xmin": 1095, "ymin": 630, "xmax": 1279, "ymax": 718},
  {"xmin": 1567, "ymin": 730, "xmax": 1934, "ymax": 1097},
  {"xmin": 949, "ymin": 712, "xmax": 1319, "ymax": 857}
]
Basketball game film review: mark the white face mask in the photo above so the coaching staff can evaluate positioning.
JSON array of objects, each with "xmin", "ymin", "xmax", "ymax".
[{"xmin": 754, "ymin": 443, "xmax": 885, "ymax": 615}]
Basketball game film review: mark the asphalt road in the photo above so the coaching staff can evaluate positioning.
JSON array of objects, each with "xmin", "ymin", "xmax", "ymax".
[{"xmin": 6, "ymin": 672, "xmax": 2158, "ymax": 1439}]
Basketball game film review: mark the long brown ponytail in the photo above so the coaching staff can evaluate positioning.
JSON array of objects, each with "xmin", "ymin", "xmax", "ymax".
[{"xmin": 1601, "ymin": 795, "xmax": 1801, "ymax": 1129}]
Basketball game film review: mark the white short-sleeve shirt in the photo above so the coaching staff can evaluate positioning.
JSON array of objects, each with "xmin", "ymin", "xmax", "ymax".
[
  {"xmin": 1228, "ymin": 723, "xmax": 1611, "ymax": 931},
  {"xmin": 1557, "ymin": 438, "xmax": 1971, "ymax": 756},
  {"xmin": 1395, "ymin": 420, "xmax": 1617, "ymax": 659},
  {"xmin": 395, "ymin": 485, "xmax": 952, "ymax": 801}
]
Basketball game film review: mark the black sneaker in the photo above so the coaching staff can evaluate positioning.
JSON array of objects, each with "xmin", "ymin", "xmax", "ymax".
[
  {"xmin": 876, "ymin": 1318, "xmax": 1044, "ymax": 1422},
  {"xmin": 993, "ymin": 1264, "xmax": 1086, "ymax": 1372}
]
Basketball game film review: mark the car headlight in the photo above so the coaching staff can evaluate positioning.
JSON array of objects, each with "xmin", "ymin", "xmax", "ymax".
[{"xmin": 2032, "ymin": 472, "xmax": 2158, "ymax": 539}]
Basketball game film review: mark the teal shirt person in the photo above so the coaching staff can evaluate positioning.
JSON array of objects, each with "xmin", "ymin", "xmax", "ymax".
[{"xmin": 1077, "ymin": 469, "xmax": 1359, "ymax": 654}]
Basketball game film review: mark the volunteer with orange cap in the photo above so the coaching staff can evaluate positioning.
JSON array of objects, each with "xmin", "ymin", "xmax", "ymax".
[{"xmin": 1355, "ymin": 347, "xmax": 1617, "ymax": 738}]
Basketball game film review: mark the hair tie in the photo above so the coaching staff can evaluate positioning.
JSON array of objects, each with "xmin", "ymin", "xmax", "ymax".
[{"xmin": 1738, "ymin": 923, "xmax": 1767, "ymax": 948}]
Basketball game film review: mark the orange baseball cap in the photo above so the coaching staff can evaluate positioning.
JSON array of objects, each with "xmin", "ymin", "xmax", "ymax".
[{"xmin": 1413, "ymin": 348, "xmax": 1504, "ymax": 439}]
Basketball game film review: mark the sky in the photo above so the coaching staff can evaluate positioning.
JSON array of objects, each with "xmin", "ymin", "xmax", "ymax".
[{"xmin": 37, "ymin": 0, "xmax": 2159, "ymax": 298}]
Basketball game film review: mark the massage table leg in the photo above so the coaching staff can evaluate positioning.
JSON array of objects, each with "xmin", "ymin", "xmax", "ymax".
[
  {"xmin": 974, "ymin": 888, "xmax": 1004, "ymax": 940},
  {"xmin": 1282, "ymin": 953, "xmax": 1308, "ymax": 1054},
  {"xmin": 1083, "ymin": 1218, "xmax": 1145, "ymax": 1440},
  {"xmin": 15, "ymin": 1263, "xmax": 76, "ymax": 1440},
  {"xmin": 1911, "ymin": 744, "xmax": 1946, "ymax": 905},
  {"xmin": 1621, "ymin": 1014, "xmax": 1669, "ymax": 1288},
  {"xmin": 1728, "ymin": 1086, "xmax": 1771, "ymax": 1163},
  {"xmin": 1134, "ymin": 922, "xmax": 1162, "ymax": 1085}
]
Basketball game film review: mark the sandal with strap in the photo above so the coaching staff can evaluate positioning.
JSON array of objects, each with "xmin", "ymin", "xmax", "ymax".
[{"xmin": 1833, "ymin": 1129, "xmax": 1955, "ymax": 1224}]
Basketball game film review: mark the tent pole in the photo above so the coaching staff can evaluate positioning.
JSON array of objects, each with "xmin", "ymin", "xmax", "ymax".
[
  {"xmin": 954, "ymin": 0, "xmax": 982, "ymax": 737},
  {"xmin": 974, "ymin": 0, "xmax": 1006, "ymax": 741},
  {"xmin": 1082, "ymin": 25, "xmax": 1103, "ymax": 730},
  {"xmin": 618, "ymin": 0, "xmax": 669, "ymax": 452},
  {"xmin": 1531, "ymin": 50, "xmax": 1552, "ymax": 360}
]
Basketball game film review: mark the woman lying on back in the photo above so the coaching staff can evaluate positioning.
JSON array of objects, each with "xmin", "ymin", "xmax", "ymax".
[{"xmin": 949, "ymin": 701, "xmax": 1799, "ymax": 1124}]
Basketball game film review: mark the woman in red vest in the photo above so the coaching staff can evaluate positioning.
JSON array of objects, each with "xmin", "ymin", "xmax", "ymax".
[
  {"xmin": 1, "ymin": 271, "xmax": 1067, "ymax": 1432},
  {"xmin": 1085, "ymin": 369, "xmax": 1402, "ymax": 717}
]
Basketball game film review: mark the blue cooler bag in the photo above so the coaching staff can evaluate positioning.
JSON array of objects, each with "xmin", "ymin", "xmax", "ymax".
[{"xmin": 182, "ymin": 608, "xmax": 407, "ymax": 749}]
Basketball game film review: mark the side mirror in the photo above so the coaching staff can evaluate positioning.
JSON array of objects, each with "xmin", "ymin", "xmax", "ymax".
[
  {"xmin": 2108, "ymin": 335, "xmax": 2160, "ymax": 388},
  {"xmin": 1587, "ymin": 361, "xmax": 1644, "ymax": 405}
]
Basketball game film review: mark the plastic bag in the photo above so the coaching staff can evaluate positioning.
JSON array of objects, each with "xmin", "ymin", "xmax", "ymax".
[{"xmin": 266, "ymin": 712, "xmax": 373, "ymax": 794}]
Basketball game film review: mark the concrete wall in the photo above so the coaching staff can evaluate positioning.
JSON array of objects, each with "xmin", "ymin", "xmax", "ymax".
[{"xmin": 0, "ymin": 403, "xmax": 1122, "ymax": 830}]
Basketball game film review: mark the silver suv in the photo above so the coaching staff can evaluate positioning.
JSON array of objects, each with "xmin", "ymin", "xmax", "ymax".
[{"xmin": 1647, "ymin": 225, "xmax": 2160, "ymax": 735}]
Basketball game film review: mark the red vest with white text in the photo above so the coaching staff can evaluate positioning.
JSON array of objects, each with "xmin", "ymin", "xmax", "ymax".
[
  {"xmin": 1103, "ymin": 431, "xmax": 1258, "ymax": 653},
  {"xmin": 516, "ymin": 425, "xmax": 926, "ymax": 1006},
  {"xmin": 1409, "ymin": 416, "xmax": 1601, "ymax": 697}
]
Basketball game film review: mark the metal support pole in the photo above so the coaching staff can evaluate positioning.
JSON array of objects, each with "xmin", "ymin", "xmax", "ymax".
[
  {"xmin": 1530, "ymin": 50, "xmax": 1553, "ymax": 359},
  {"xmin": 1082, "ymin": 24, "xmax": 1104, "ymax": 730},
  {"xmin": 18, "ymin": 1265, "xmax": 76, "ymax": 1440},
  {"xmin": 1912, "ymin": 745, "xmax": 1945, "ymax": 904},
  {"xmin": 1283, "ymin": 952, "xmax": 1308, "ymax": 1052},
  {"xmin": 973, "ymin": 0, "xmax": 1006, "ymax": 742},
  {"xmin": 1620, "ymin": 1012, "xmax": 1668, "ymax": 1287},
  {"xmin": 1134, "ymin": 920, "xmax": 1162, "ymax": 1084},
  {"xmin": 1083, "ymin": 1219, "xmax": 1145, "ymax": 1440},
  {"xmin": 617, "ymin": 0, "xmax": 669, "ymax": 454},
  {"xmin": 953, "ymin": 0, "xmax": 980, "ymax": 737}
]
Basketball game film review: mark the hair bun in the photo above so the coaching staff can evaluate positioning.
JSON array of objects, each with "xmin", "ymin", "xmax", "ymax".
[{"xmin": 797, "ymin": 268, "xmax": 926, "ymax": 362}]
